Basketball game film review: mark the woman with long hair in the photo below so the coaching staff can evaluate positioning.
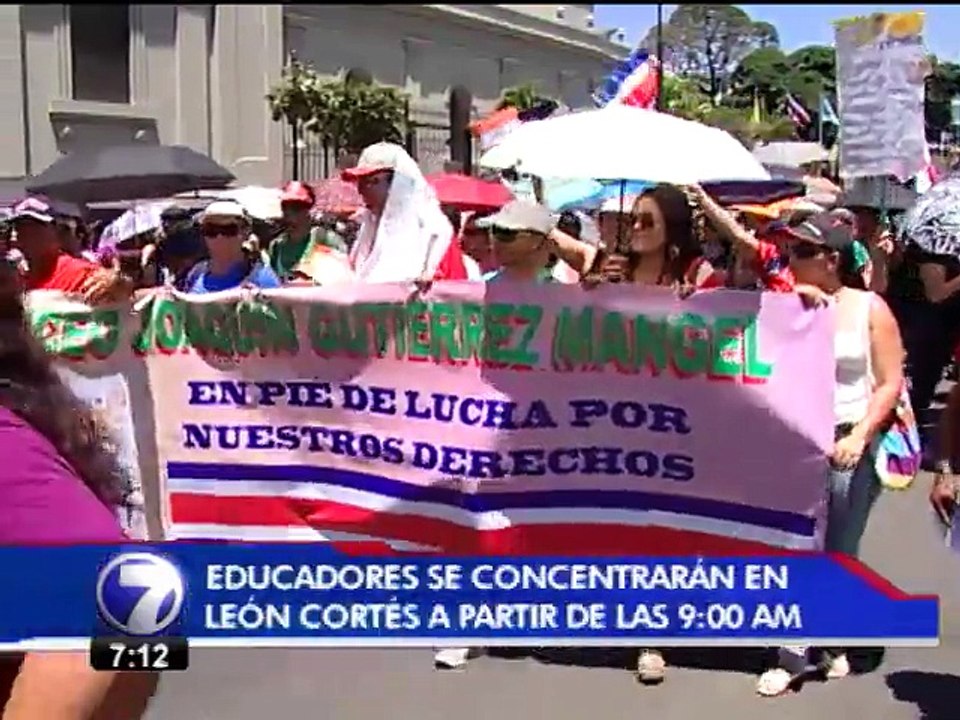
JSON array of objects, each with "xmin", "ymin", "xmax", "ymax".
[
  {"xmin": 550, "ymin": 183, "xmax": 722, "ymax": 293},
  {"xmin": 755, "ymin": 212, "xmax": 904, "ymax": 697},
  {"xmin": 543, "ymin": 184, "xmax": 719, "ymax": 683},
  {"xmin": 0, "ymin": 260, "xmax": 158, "ymax": 718}
]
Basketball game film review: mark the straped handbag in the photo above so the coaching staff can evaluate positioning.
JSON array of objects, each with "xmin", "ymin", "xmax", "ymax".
[{"xmin": 874, "ymin": 383, "xmax": 922, "ymax": 490}]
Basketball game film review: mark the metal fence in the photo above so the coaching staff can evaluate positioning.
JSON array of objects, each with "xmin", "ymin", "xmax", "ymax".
[{"xmin": 281, "ymin": 106, "xmax": 481, "ymax": 181}]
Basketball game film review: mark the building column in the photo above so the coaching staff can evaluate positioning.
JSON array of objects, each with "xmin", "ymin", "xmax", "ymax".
[
  {"xmin": 210, "ymin": 4, "xmax": 284, "ymax": 185},
  {"xmin": 0, "ymin": 6, "xmax": 28, "ymax": 176}
]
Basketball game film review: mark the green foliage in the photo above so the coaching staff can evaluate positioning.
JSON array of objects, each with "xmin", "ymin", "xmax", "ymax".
[
  {"xmin": 646, "ymin": 5, "xmax": 780, "ymax": 100},
  {"xmin": 926, "ymin": 56, "xmax": 960, "ymax": 140},
  {"xmin": 497, "ymin": 83, "xmax": 554, "ymax": 112},
  {"xmin": 267, "ymin": 60, "xmax": 408, "ymax": 154},
  {"xmin": 660, "ymin": 75, "xmax": 712, "ymax": 121}
]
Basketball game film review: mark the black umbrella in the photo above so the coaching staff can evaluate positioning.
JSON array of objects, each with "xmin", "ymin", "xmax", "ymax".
[{"xmin": 26, "ymin": 144, "xmax": 235, "ymax": 204}]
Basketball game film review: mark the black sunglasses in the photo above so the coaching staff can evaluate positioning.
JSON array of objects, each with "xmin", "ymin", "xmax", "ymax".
[
  {"xmin": 201, "ymin": 223, "xmax": 241, "ymax": 238},
  {"xmin": 490, "ymin": 227, "xmax": 520, "ymax": 243}
]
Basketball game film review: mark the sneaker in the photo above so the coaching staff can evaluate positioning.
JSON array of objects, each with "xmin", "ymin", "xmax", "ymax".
[
  {"xmin": 636, "ymin": 649, "xmax": 666, "ymax": 684},
  {"xmin": 434, "ymin": 647, "xmax": 479, "ymax": 669}
]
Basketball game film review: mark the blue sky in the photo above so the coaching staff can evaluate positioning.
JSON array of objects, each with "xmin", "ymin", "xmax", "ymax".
[{"xmin": 594, "ymin": 5, "xmax": 958, "ymax": 61}]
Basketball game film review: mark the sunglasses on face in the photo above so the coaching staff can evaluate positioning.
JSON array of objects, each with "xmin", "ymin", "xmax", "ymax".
[
  {"xmin": 201, "ymin": 223, "xmax": 240, "ymax": 238},
  {"xmin": 633, "ymin": 211, "xmax": 655, "ymax": 230},
  {"xmin": 490, "ymin": 228, "xmax": 520, "ymax": 243}
]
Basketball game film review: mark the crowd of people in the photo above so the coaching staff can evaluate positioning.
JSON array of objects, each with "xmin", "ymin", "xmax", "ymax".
[{"xmin": 2, "ymin": 138, "xmax": 960, "ymax": 715}]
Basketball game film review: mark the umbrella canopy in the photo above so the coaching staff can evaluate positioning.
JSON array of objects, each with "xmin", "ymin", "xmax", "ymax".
[
  {"xmin": 98, "ymin": 201, "xmax": 171, "ymax": 249},
  {"xmin": 897, "ymin": 174, "xmax": 960, "ymax": 257},
  {"xmin": 479, "ymin": 105, "xmax": 769, "ymax": 184},
  {"xmin": 218, "ymin": 186, "xmax": 283, "ymax": 220},
  {"xmin": 25, "ymin": 144, "xmax": 235, "ymax": 204},
  {"xmin": 542, "ymin": 177, "xmax": 802, "ymax": 213},
  {"xmin": 426, "ymin": 173, "xmax": 513, "ymax": 211},
  {"xmin": 312, "ymin": 178, "xmax": 363, "ymax": 215},
  {"xmin": 752, "ymin": 142, "xmax": 829, "ymax": 168},
  {"xmin": 762, "ymin": 163, "xmax": 808, "ymax": 181}
]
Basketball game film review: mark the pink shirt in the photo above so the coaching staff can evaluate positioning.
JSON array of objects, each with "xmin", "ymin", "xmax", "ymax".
[{"xmin": 0, "ymin": 406, "xmax": 124, "ymax": 543}]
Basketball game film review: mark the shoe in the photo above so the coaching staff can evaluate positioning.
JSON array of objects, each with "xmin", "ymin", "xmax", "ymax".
[
  {"xmin": 820, "ymin": 652, "xmax": 850, "ymax": 680},
  {"xmin": 636, "ymin": 650, "xmax": 666, "ymax": 684},
  {"xmin": 434, "ymin": 647, "xmax": 479, "ymax": 669}
]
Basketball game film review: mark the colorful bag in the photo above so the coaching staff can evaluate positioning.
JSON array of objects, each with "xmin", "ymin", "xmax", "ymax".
[{"xmin": 874, "ymin": 384, "xmax": 922, "ymax": 490}]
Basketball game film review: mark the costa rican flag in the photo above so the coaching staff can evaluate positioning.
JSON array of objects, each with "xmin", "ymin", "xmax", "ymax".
[
  {"xmin": 470, "ymin": 107, "xmax": 522, "ymax": 152},
  {"xmin": 785, "ymin": 94, "xmax": 811, "ymax": 127},
  {"xmin": 593, "ymin": 49, "xmax": 660, "ymax": 110},
  {"xmin": 164, "ymin": 461, "xmax": 818, "ymax": 554}
]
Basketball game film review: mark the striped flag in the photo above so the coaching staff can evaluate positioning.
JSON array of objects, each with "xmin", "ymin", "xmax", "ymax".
[
  {"xmin": 470, "ymin": 107, "xmax": 522, "ymax": 152},
  {"xmin": 593, "ymin": 49, "xmax": 660, "ymax": 110},
  {"xmin": 785, "ymin": 94, "xmax": 811, "ymax": 127},
  {"xmin": 165, "ymin": 461, "xmax": 817, "ymax": 554}
]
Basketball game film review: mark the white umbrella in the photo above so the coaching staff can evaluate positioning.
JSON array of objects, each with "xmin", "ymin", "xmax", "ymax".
[
  {"xmin": 218, "ymin": 186, "xmax": 283, "ymax": 220},
  {"xmin": 98, "ymin": 201, "xmax": 171, "ymax": 248},
  {"xmin": 479, "ymin": 105, "xmax": 769, "ymax": 184},
  {"xmin": 752, "ymin": 142, "xmax": 829, "ymax": 168}
]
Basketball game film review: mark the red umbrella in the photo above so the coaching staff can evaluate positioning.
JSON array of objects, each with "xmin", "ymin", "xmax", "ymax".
[
  {"xmin": 311, "ymin": 178, "xmax": 363, "ymax": 215},
  {"xmin": 426, "ymin": 173, "xmax": 513, "ymax": 211}
]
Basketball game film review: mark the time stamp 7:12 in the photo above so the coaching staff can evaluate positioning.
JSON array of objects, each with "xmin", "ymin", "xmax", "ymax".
[{"xmin": 89, "ymin": 637, "xmax": 190, "ymax": 672}]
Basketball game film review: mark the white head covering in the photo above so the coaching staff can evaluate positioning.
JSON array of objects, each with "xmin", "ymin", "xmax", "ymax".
[
  {"xmin": 344, "ymin": 142, "xmax": 454, "ymax": 282},
  {"xmin": 599, "ymin": 195, "xmax": 640, "ymax": 214}
]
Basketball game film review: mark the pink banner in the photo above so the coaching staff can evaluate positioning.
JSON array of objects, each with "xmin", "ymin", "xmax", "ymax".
[{"xmin": 31, "ymin": 283, "xmax": 836, "ymax": 554}]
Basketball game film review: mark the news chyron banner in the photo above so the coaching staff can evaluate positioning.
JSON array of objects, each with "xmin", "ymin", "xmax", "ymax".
[
  {"xmin": 0, "ymin": 545, "xmax": 940, "ymax": 648},
  {"xmin": 19, "ymin": 284, "xmax": 937, "ymax": 647}
]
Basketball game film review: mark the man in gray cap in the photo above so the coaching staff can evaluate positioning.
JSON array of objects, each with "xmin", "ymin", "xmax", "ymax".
[{"xmin": 475, "ymin": 200, "xmax": 559, "ymax": 283}]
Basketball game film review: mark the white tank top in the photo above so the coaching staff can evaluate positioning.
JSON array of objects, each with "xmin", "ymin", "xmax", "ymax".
[{"xmin": 834, "ymin": 290, "xmax": 873, "ymax": 425}]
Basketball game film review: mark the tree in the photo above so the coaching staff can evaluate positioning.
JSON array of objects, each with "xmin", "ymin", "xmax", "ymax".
[
  {"xmin": 645, "ymin": 5, "xmax": 780, "ymax": 102},
  {"xmin": 729, "ymin": 47, "xmax": 791, "ymax": 112},
  {"xmin": 926, "ymin": 57, "xmax": 960, "ymax": 141},
  {"xmin": 497, "ymin": 83, "xmax": 553, "ymax": 112},
  {"xmin": 784, "ymin": 44, "xmax": 835, "ymax": 108},
  {"xmin": 267, "ymin": 59, "xmax": 408, "ymax": 155},
  {"xmin": 660, "ymin": 75, "xmax": 712, "ymax": 121}
]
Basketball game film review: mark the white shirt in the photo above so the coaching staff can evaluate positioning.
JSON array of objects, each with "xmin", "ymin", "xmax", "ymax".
[{"xmin": 834, "ymin": 290, "xmax": 874, "ymax": 425}]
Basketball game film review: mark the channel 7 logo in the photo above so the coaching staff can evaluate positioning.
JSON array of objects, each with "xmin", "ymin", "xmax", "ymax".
[{"xmin": 96, "ymin": 552, "xmax": 185, "ymax": 636}]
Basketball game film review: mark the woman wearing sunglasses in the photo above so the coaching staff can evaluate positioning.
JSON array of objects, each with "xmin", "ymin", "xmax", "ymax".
[
  {"xmin": 548, "ymin": 184, "xmax": 723, "ymax": 294},
  {"xmin": 183, "ymin": 201, "xmax": 281, "ymax": 294},
  {"xmin": 756, "ymin": 212, "xmax": 904, "ymax": 697}
]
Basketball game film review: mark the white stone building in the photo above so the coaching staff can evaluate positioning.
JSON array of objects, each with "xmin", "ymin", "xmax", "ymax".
[{"xmin": 0, "ymin": 4, "xmax": 627, "ymax": 189}]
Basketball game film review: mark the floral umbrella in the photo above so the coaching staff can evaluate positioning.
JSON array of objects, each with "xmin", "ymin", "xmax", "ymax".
[
  {"xmin": 311, "ymin": 178, "xmax": 363, "ymax": 216},
  {"xmin": 898, "ymin": 174, "xmax": 960, "ymax": 258}
]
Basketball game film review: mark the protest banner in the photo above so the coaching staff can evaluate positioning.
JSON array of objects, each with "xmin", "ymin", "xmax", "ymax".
[
  {"xmin": 834, "ymin": 11, "xmax": 928, "ymax": 180},
  {"xmin": 29, "ymin": 283, "xmax": 835, "ymax": 554}
]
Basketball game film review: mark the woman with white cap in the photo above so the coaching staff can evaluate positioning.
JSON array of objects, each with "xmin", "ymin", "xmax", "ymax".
[
  {"xmin": 341, "ymin": 142, "xmax": 469, "ymax": 283},
  {"xmin": 183, "ymin": 200, "xmax": 281, "ymax": 294}
]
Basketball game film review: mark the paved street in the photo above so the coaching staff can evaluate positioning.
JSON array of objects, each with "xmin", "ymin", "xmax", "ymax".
[{"xmin": 145, "ymin": 474, "xmax": 960, "ymax": 720}]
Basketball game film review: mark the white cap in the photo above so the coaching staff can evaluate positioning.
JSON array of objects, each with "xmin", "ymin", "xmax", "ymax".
[
  {"xmin": 341, "ymin": 142, "xmax": 406, "ymax": 180},
  {"xmin": 599, "ymin": 195, "xmax": 639, "ymax": 214},
  {"xmin": 200, "ymin": 200, "xmax": 247, "ymax": 222}
]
